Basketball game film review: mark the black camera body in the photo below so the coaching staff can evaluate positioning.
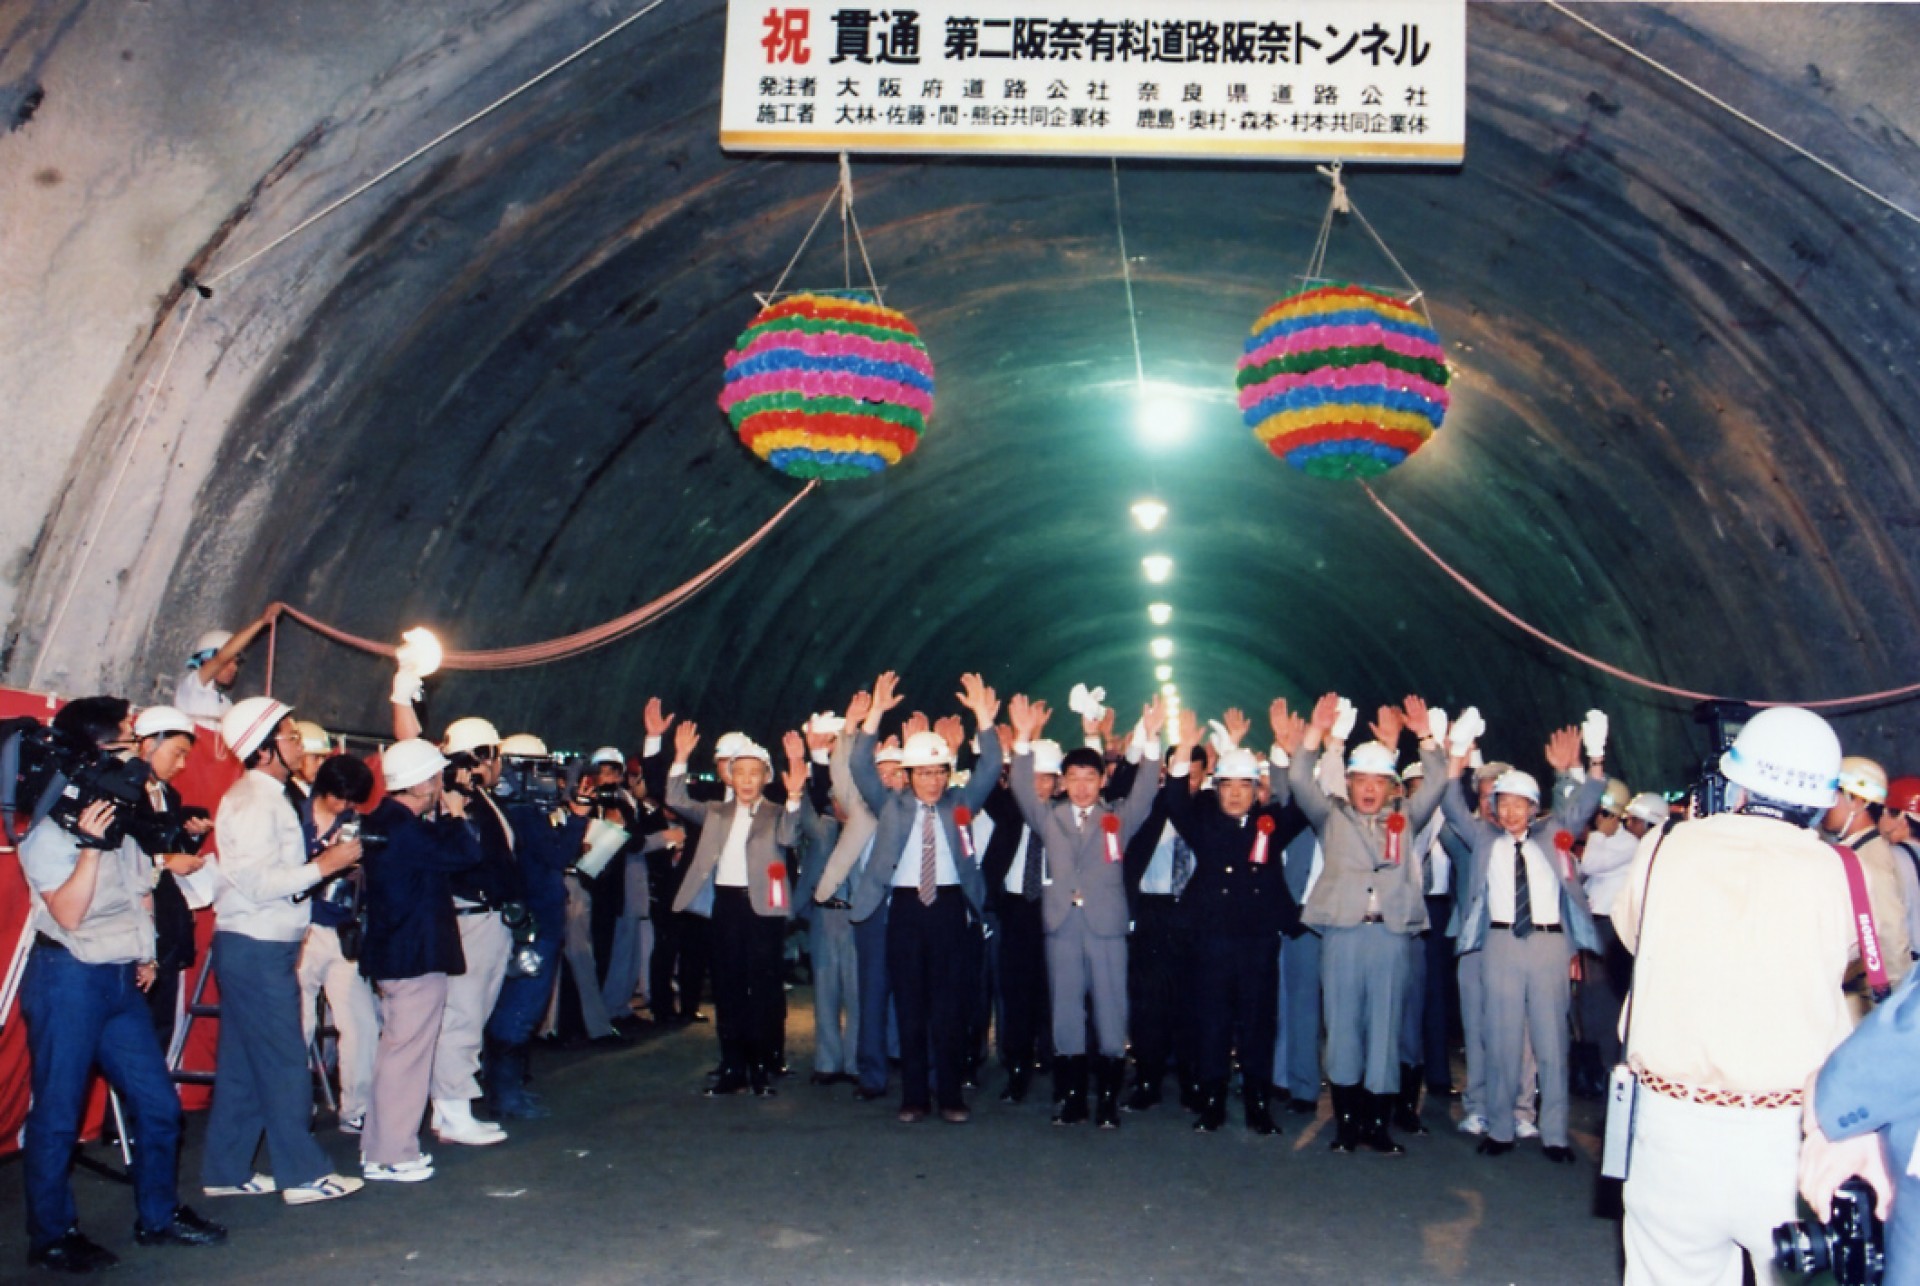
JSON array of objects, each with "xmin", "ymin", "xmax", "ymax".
[
  {"xmin": 1773, "ymin": 1179, "xmax": 1885, "ymax": 1285},
  {"xmin": 494, "ymin": 757, "xmax": 565, "ymax": 810},
  {"xmin": 127, "ymin": 805, "xmax": 210, "ymax": 860},
  {"xmin": 0, "ymin": 718, "xmax": 152, "ymax": 847}
]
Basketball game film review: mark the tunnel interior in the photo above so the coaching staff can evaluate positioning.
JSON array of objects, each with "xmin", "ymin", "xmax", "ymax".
[{"xmin": 4, "ymin": 1, "xmax": 1919, "ymax": 785}]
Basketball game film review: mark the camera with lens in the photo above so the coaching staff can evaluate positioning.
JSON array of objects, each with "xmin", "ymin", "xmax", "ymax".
[
  {"xmin": 127, "ymin": 805, "xmax": 210, "ymax": 860},
  {"xmin": 0, "ymin": 719, "xmax": 151, "ymax": 847},
  {"xmin": 499, "ymin": 900, "xmax": 543, "ymax": 978},
  {"xmin": 494, "ymin": 756, "xmax": 565, "ymax": 810},
  {"xmin": 1773, "ymin": 1179, "xmax": 1884, "ymax": 1285}
]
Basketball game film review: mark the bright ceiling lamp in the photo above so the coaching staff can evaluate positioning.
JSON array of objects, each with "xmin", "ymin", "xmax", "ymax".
[
  {"xmin": 1142, "ymin": 554, "xmax": 1172, "ymax": 583},
  {"xmin": 1154, "ymin": 664, "xmax": 1172, "ymax": 682},
  {"xmin": 1137, "ymin": 383, "xmax": 1193, "ymax": 449},
  {"xmin": 1150, "ymin": 637, "xmax": 1174, "ymax": 660},
  {"xmin": 1147, "ymin": 602, "xmax": 1172, "ymax": 625},
  {"xmin": 1130, "ymin": 498, "xmax": 1168, "ymax": 531}
]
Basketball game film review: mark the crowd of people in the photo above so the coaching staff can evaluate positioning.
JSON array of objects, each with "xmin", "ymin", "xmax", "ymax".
[{"xmin": 14, "ymin": 617, "xmax": 1920, "ymax": 1283}]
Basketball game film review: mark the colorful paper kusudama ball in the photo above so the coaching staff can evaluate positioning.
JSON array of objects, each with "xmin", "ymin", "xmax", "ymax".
[
  {"xmin": 1235, "ymin": 284, "xmax": 1450, "ymax": 480},
  {"xmin": 719, "ymin": 293, "xmax": 934, "ymax": 480}
]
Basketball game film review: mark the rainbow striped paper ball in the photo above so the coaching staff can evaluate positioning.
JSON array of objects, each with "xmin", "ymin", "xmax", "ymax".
[
  {"xmin": 719, "ymin": 293, "xmax": 933, "ymax": 480},
  {"xmin": 1236, "ymin": 284, "xmax": 1450, "ymax": 480}
]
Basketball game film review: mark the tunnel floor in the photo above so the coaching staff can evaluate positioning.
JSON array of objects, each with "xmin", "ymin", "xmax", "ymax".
[{"xmin": 1, "ymin": 991, "xmax": 1626, "ymax": 1284}]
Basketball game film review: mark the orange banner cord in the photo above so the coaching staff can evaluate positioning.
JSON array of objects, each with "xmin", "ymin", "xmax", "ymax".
[
  {"xmin": 1359, "ymin": 480, "xmax": 1920, "ymax": 711},
  {"xmin": 262, "ymin": 479, "xmax": 817, "ymax": 692}
]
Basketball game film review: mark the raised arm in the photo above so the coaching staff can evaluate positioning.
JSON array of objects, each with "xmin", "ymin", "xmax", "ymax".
[
  {"xmin": 1287, "ymin": 693, "xmax": 1344, "ymax": 828},
  {"xmin": 664, "ymin": 721, "xmax": 709, "ymax": 826}
]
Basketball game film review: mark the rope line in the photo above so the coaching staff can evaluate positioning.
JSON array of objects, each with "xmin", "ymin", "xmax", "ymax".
[
  {"xmin": 205, "ymin": 0, "xmax": 676, "ymax": 287},
  {"xmin": 1359, "ymin": 481, "xmax": 1920, "ymax": 711},
  {"xmin": 272, "ymin": 480, "xmax": 817, "ymax": 672},
  {"xmin": 1546, "ymin": 0, "xmax": 1920, "ymax": 228},
  {"xmin": 1110, "ymin": 158, "xmax": 1145, "ymax": 393}
]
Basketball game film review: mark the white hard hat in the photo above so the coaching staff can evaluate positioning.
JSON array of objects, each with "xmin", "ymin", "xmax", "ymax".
[
  {"xmin": 1600, "ymin": 778, "xmax": 1631, "ymax": 814},
  {"xmin": 1838, "ymin": 756, "xmax": 1889, "ymax": 805},
  {"xmin": 1030, "ymin": 739, "xmax": 1064, "ymax": 775},
  {"xmin": 899, "ymin": 731, "xmax": 955, "ymax": 769},
  {"xmin": 221, "ymin": 696, "xmax": 293, "ymax": 762},
  {"xmin": 589, "ymin": 745, "xmax": 624, "ymax": 767},
  {"xmin": 1493, "ymin": 769, "xmax": 1541, "ymax": 805},
  {"xmin": 443, "ymin": 716, "xmax": 501, "ymax": 757},
  {"xmin": 1400, "ymin": 760, "xmax": 1425, "ymax": 783},
  {"xmin": 1625, "ymin": 792, "xmax": 1668, "ymax": 825},
  {"xmin": 1215, "ymin": 748, "xmax": 1265, "ymax": 781},
  {"xmin": 874, "ymin": 744, "xmax": 905, "ymax": 766},
  {"xmin": 1346, "ymin": 741, "xmax": 1399, "ymax": 778},
  {"xmin": 1719, "ymin": 707, "xmax": 1842, "ymax": 810},
  {"xmin": 713, "ymin": 732, "xmax": 752, "ymax": 762},
  {"xmin": 499, "ymin": 733, "xmax": 549, "ymax": 758},
  {"xmin": 187, "ymin": 629, "xmax": 232, "ymax": 668},
  {"xmin": 293, "ymin": 720, "xmax": 331, "ymax": 756},
  {"xmin": 133, "ymin": 706, "xmax": 196, "ymax": 740},
  {"xmin": 731, "ymin": 741, "xmax": 772, "ymax": 768},
  {"xmin": 1473, "ymin": 760, "xmax": 1513, "ymax": 787},
  {"xmin": 383, "ymin": 738, "xmax": 448, "ymax": 792}
]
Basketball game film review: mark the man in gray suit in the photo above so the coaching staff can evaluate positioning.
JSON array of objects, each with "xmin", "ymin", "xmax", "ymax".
[
  {"xmin": 795, "ymin": 714, "xmax": 869, "ymax": 1086},
  {"xmin": 1441, "ymin": 724, "xmax": 1606, "ymax": 1163},
  {"xmin": 1007, "ymin": 694, "xmax": 1164, "ymax": 1129},
  {"xmin": 850, "ymin": 671, "xmax": 1002, "ymax": 1124}
]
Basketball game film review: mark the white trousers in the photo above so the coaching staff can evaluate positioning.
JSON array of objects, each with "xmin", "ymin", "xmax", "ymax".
[
  {"xmin": 1622, "ymin": 1089, "xmax": 1800, "ymax": 1286},
  {"xmin": 431, "ymin": 911, "xmax": 510, "ymax": 1101},
  {"xmin": 297, "ymin": 923, "xmax": 380, "ymax": 1121}
]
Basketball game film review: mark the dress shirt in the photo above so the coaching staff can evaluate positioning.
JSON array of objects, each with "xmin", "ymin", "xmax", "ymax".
[
  {"xmin": 715, "ymin": 802, "xmax": 757, "ymax": 887},
  {"xmin": 1488, "ymin": 832, "xmax": 1562, "ymax": 927},
  {"xmin": 20, "ymin": 825, "xmax": 155, "ymax": 964},
  {"xmin": 1580, "ymin": 827, "xmax": 1639, "ymax": 917},
  {"xmin": 1138, "ymin": 819, "xmax": 1180, "ymax": 896},
  {"xmin": 212, "ymin": 769, "xmax": 322, "ymax": 941},
  {"xmin": 1415, "ymin": 811, "xmax": 1450, "ymax": 896},
  {"xmin": 171, "ymin": 669, "xmax": 229, "ymax": 722},
  {"xmin": 892, "ymin": 802, "xmax": 959, "ymax": 887}
]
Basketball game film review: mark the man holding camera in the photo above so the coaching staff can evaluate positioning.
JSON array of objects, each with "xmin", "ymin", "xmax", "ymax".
[{"xmin": 17, "ymin": 696, "xmax": 228, "ymax": 1272}]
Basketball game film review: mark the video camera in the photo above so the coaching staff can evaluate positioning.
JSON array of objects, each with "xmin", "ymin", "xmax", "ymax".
[
  {"xmin": 1691, "ymin": 700, "xmax": 1755, "ymax": 818},
  {"xmin": 494, "ymin": 754, "xmax": 566, "ymax": 810},
  {"xmin": 126, "ymin": 804, "xmax": 211, "ymax": 860},
  {"xmin": 0, "ymin": 717, "xmax": 151, "ymax": 848},
  {"xmin": 1773, "ymin": 1178, "xmax": 1884, "ymax": 1285}
]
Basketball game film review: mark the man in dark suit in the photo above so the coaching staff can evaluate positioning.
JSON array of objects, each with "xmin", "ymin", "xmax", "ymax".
[
  {"xmin": 850, "ymin": 671, "xmax": 1002, "ymax": 1125},
  {"xmin": 981, "ymin": 736, "xmax": 1061, "ymax": 1104}
]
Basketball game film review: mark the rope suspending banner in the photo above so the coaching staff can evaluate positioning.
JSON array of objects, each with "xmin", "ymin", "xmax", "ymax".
[
  {"xmin": 1359, "ymin": 481, "xmax": 1920, "ymax": 712},
  {"xmin": 266, "ymin": 480, "xmax": 817, "ymax": 683}
]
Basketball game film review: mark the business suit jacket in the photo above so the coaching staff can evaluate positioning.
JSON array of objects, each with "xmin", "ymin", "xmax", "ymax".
[
  {"xmin": 359, "ymin": 797, "xmax": 483, "ymax": 982},
  {"xmin": 793, "ymin": 763, "xmax": 846, "ymax": 921},
  {"xmin": 1817, "ymin": 964, "xmax": 1920, "ymax": 1282},
  {"xmin": 667, "ymin": 772, "xmax": 806, "ymax": 919},
  {"xmin": 850, "ymin": 728, "xmax": 1000, "ymax": 920},
  {"xmin": 808, "ymin": 731, "xmax": 882, "ymax": 916},
  {"xmin": 1160, "ymin": 769, "xmax": 1305, "ymax": 940},
  {"xmin": 1010, "ymin": 747, "xmax": 1160, "ymax": 938},
  {"xmin": 981, "ymin": 782, "xmax": 1040, "ymax": 914},
  {"xmin": 1290, "ymin": 742, "xmax": 1448, "ymax": 933},
  {"xmin": 1442, "ymin": 772, "xmax": 1604, "ymax": 956}
]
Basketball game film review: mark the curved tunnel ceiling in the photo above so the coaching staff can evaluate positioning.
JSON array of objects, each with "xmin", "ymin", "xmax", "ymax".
[{"xmin": 6, "ymin": 2, "xmax": 1920, "ymax": 784}]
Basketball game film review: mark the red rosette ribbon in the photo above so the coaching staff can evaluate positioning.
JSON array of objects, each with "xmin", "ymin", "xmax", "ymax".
[
  {"xmin": 1385, "ymin": 811, "xmax": 1407, "ymax": 865},
  {"xmin": 1553, "ymin": 830, "xmax": 1575, "ymax": 880},
  {"xmin": 954, "ymin": 806, "xmax": 976, "ymax": 860},
  {"xmin": 768, "ymin": 862, "xmax": 787, "ymax": 910},
  {"xmin": 1102, "ymin": 812, "xmax": 1122, "ymax": 863},
  {"xmin": 1252, "ymin": 813, "xmax": 1276, "ymax": 866}
]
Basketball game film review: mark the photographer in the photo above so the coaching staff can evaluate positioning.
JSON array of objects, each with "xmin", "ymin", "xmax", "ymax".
[
  {"xmin": 294, "ymin": 754, "xmax": 379, "ymax": 1135},
  {"xmin": 1614, "ymin": 707, "xmax": 1861, "ymax": 1285},
  {"xmin": 18, "ymin": 696, "xmax": 227, "ymax": 1271},
  {"xmin": 127, "ymin": 705, "xmax": 214, "ymax": 1055}
]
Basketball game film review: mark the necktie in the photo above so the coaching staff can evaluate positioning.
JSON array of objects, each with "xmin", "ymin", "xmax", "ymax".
[
  {"xmin": 919, "ymin": 805, "xmax": 938, "ymax": 906},
  {"xmin": 1022, "ymin": 833, "xmax": 1044, "ymax": 901},
  {"xmin": 1076, "ymin": 807, "xmax": 1088, "ymax": 831},
  {"xmin": 1511, "ymin": 836, "xmax": 1533, "ymax": 939}
]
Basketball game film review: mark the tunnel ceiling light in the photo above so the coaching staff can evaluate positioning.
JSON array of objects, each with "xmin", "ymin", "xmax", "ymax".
[
  {"xmin": 1147, "ymin": 602, "xmax": 1172, "ymax": 625},
  {"xmin": 1130, "ymin": 498, "xmax": 1168, "ymax": 531},
  {"xmin": 1150, "ymin": 637, "xmax": 1174, "ymax": 660},
  {"xmin": 1136, "ymin": 384, "xmax": 1193, "ymax": 449},
  {"xmin": 397, "ymin": 626, "xmax": 443, "ymax": 677},
  {"xmin": 1160, "ymin": 681, "xmax": 1179, "ymax": 697},
  {"xmin": 1154, "ymin": 664, "xmax": 1173, "ymax": 682},
  {"xmin": 1142, "ymin": 554, "xmax": 1173, "ymax": 583}
]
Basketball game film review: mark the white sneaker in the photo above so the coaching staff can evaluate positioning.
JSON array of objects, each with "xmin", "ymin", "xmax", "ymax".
[
  {"xmin": 1516, "ymin": 1119, "xmax": 1541, "ymax": 1140},
  {"xmin": 282, "ymin": 1173, "xmax": 364, "ymax": 1205},
  {"xmin": 1456, "ymin": 1113, "xmax": 1488, "ymax": 1136},
  {"xmin": 363, "ymin": 1158, "xmax": 436, "ymax": 1184},
  {"xmin": 433, "ymin": 1099, "xmax": 508, "ymax": 1146},
  {"xmin": 205, "ymin": 1172, "xmax": 276, "ymax": 1197}
]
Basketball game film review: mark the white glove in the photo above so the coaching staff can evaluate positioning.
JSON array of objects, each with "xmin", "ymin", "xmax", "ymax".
[
  {"xmin": 1448, "ymin": 706, "xmax": 1484, "ymax": 757},
  {"xmin": 1068, "ymin": 683, "xmax": 1109, "ymax": 723},
  {"xmin": 1427, "ymin": 707, "xmax": 1450, "ymax": 745},
  {"xmin": 1269, "ymin": 744, "xmax": 1292, "ymax": 769},
  {"xmin": 807, "ymin": 711, "xmax": 845, "ymax": 736},
  {"xmin": 1582, "ymin": 709, "xmax": 1609, "ymax": 761},
  {"xmin": 1469, "ymin": 747, "xmax": 1485, "ymax": 771},
  {"xmin": 1207, "ymin": 719, "xmax": 1237, "ymax": 756},
  {"xmin": 1330, "ymin": 698, "xmax": 1358, "ymax": 744},
  {"xmin": 390, "ymin": 667, "xmax": 424, "ymax": 707}
]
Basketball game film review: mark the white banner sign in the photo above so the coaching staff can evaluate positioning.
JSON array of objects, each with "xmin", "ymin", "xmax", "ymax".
[{"xmin": 720, "ymin": 1, "xmax": 1464, "ymax": 164}]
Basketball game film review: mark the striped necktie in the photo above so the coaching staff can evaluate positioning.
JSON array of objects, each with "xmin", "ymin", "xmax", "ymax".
[
  {"xmin": 1511, "ymin": 837, "xmax": 1533, "ymax": 939},
  {"xmin": 919, "ymin": 805, "xmax": 938, "ymax": 905}
]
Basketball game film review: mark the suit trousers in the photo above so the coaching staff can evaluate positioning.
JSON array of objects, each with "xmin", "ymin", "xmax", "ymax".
[
  {"xmin": 1460, "ymin": 944, "xmax": 1538, "ymax": 1125},
  {"xmin": 600, "ymin": 857, "xmax": 652, "ymax": 1015},
  {"xmin": 710, "ymin": 888, "xmax": 787, "ymax": 1062},
  {"xmin": 649, "ymin": 910, "xmax": 709, "ymax": 1021},
  {"xmin": 1276, "ymin": 927, "xmax": 1323, "ymax": 1101},
  {"xmin": 1400, "ymin": 930, "xmax": 1427, "ymax": 1067},
  {"xmin": 1483, "ymin": 926, "xmax": 1572, "ymax": 1145},
  {"xmin": 550, "ymin": 873, "xmax": 615, "ymax": 1039},
  {"xmin": 363, "ymin": 973, "xmax": 447, "ymax": 1167},
  {"xmin": 201, "ymin": 932, "xmax": 333, "ymax": 1190},
  {"xmin": 853, "ymin": 907, "xmax": 893, "ymax": 1092},
  {"xmin": 298, "ymin": 923, "xmax": 379, "ymax": 1122},
  {"xmin": 994, "ymin": 896, "xmax": 1049, "ymax": 1071},
  {"xmin": 1320, "ymin": 922, "xmax": 1408, "ymax": 1095},
  {"xmin": 1127, "ymin": 895, "xmax": 1187, "ymax": 1086},
  {"xmin": 1046, "ymin": 910, "xmax": 1128, "ymax": 1058},
  {"xmin": 431, "ymin": 910, "xmax": 508, "ymax": 1102},
  {"xmin": 1422, "ymin": 896, "xmax": 1458, "ymax": 1090},
  {"xmin": 809, "ymin": 905, "xmax": 860, "ymax": 1075},
  {"xmin": 1622, "ymin": 1090, "xmax": 1800, "ymax": 1286},
  {"xmin": 1191, "ymin": 929, "xmax": 1279, "ymax": 1086},
  {"xmin": 887, "ymin": 887, "xmax": 970, "ymax": 1111},
  {"xmin": 1579, "ymin": 914, "xmax": 1632, "ymax": 1069}
]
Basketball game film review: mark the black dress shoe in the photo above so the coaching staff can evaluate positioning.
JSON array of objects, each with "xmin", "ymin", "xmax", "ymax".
[
  {"xmin": 1287, "ymin": 1098, "xmax": 1319, "ymax": 1115},
  {"xmin": 1542, "ymin": 1145, "xmax": 1576, "ymax": 1165},
  {"xmin": 134, "ymin": 1204, "xmax": 228, "ymax": 1248},
  {"xmin": 27, "ymin": 1228, "xmax": 119, "ymax": 1272},
  {"xmin": 1477, "ymin": 1137, "xmax": 1516, "ymax": 1156}
]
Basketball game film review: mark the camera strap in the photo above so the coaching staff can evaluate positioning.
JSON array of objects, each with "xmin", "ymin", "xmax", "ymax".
[
  {"xmin": 1601, "ymin": 817, "xmax": 1678, "ymax": 1183},
  {"xmin": 1616, "ymin": 817, "xmax": 1679, "ymax": 1057},
  {"xmin": 1829, "ymin": 836, "xmax": 1891, "ymax": 1002}
]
